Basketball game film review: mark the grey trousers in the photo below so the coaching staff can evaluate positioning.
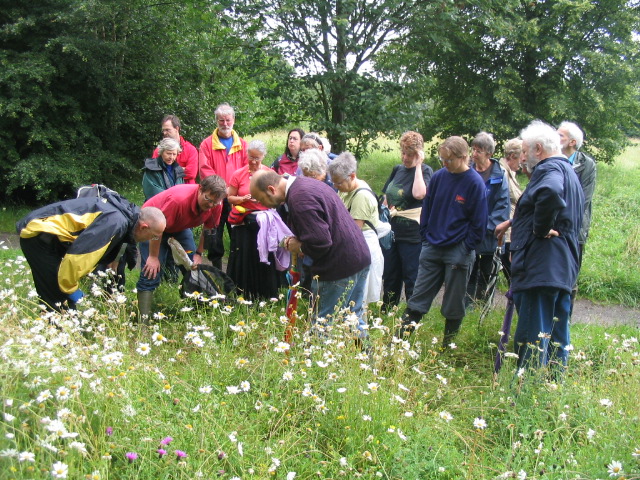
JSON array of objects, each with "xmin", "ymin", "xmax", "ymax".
[{"xmin": 407, "ymin": 241, "xmax": 475, "ymax": 320}]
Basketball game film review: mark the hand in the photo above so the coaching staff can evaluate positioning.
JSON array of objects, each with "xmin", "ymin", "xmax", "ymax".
[
  {"xmin": 545, "ymin": 229, "xmax": 559, "ymax": 238},
  {"xmin": 286, "ymin": 236, "xmax": 302, "ymax": 254},
  {"xmin": 243, "ymin": 194, "xmax": 252, "ymax": 201},
  {"xmin": 192, "ymin": 253, "xmax": 202, "ymax": 269},
  {"xmin": 142, "ymin": 256, "xmax": 161, "ymax": 279},
  {"xmin": 495, "ymin": 220, "xmax": 511, "ymax": 242}
]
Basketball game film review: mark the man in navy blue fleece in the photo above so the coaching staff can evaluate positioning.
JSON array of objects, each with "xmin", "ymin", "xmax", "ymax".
[
  {"xmin": 397, "ymin": 136, "xmax": 488, "ymax": 347},
  {"xmin": 250, "ymin": 170, "xmax": 371, "ymax": 340}
]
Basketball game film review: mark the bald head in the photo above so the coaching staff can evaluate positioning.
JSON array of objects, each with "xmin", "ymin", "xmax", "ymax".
[
  {"xmin": 135, "ymin": 207, "xmax": 166, "ymax": 242},
  {"xmin": 250, "ymin": 170, "xmax": 286, "ymax": 208}
]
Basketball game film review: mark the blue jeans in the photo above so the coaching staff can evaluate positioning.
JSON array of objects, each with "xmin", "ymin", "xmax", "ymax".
[
  {"xmin": 513, "ymin": 287, "xmax": 571, "ymax": 369},
  {"xmin": 137, "ymin": 229, "xmax": 195, "ymax": 292},
  {"xmin": 382, "ymin": 240, "xmax": 421, "ymax": 306},
  {"xmin": 312, "ymin": 265, "xmax": 370, "ymax": 338}
]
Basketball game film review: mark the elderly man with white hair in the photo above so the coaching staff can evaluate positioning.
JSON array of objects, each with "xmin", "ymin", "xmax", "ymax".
[
  {"xmin": 496, "ymin": 120, "xmax": 584, "ymax": 371},
  {"xmin": 557, "ymin": 121, "xmax": 597, "ymax": 309}
]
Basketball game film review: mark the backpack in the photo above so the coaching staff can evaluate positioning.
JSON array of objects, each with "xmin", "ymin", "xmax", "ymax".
[
  {"xmin": 77, "ymin": 183, "xmax": 122, "ymax": 203},
  {"xmin": 349, "ymin": 188, "xmax": 394, "ymax": 250}
]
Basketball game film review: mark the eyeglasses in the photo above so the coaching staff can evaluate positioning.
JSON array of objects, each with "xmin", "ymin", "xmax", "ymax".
[
  {"xmin": 203, "ymin": 193, "xmax": 219, "ymax": 205},
  {"xmin": 439, "ymin": 156, "xmax": 452, "ymax": 164},
  {"xmin": 333, "ymin": 177, "xmax": 349, "ymax": 187},
  {"xmin": 151, "ymin": 235, "xmax": 161, "ymax": 241}
]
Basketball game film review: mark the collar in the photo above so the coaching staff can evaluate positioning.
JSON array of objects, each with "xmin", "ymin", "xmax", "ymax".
[{"xmin": 284, "ymin": 173, "xmax": 296, "ymax": 197}]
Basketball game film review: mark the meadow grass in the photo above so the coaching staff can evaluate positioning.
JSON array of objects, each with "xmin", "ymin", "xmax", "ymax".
[{"xmin": 0, "ymin": 250, "xmax": 638, "ymax": 480}]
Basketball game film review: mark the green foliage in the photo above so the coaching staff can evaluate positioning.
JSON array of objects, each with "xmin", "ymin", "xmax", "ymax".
[
  {"xmin": 578, "ymin": 140, "xmax": 640, "ymax": 306},
  {"xmin": 0, "ymin": 252, "xmax": 639, "ymax": 479},
  {"xmin": 247, "ymin": 0, "xmax": 419, "ymax": 155},
  {"xmin": 0, "ymin": 0, "xmax": 301, "ymax": 203},
  {"xmin": 379, "ymin": 0, "xmax": 640, "ymax": 161}
]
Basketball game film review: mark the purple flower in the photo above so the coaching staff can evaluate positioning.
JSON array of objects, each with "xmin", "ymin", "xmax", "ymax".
[
  {"xmin": 125, "ymin": 452, "xmax": 138, "ymax": 463},
  {"xmin": 106, "ymin": 427, "xmax": 113, "ymax": 436},
  {"xmin": 157, "ymin": 449, "xmax": 167, "ymax": 458},
  {"xmin": 217, "ymin": 450, "xmax": 227, "ymax": 460},
  {"xmin": 175, "ymin": 450, "xmax": 188, "ymax": 459},
  {"xmin": 159, "ymin": 436, "xmax": 173, "ymax": 446}
]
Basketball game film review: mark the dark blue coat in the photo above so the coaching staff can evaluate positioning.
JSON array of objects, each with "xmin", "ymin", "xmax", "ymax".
[
  {"xmin": 510, "ymin": 156, "xmax": 584, "ymax": 293},
  {"xmin": 473, "ymin": 158, "xmax": 510, "ymax": 255}
]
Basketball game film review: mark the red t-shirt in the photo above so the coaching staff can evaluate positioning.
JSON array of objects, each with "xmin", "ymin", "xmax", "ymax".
[
  {"xmin": 229, "ymin": 164, "xmax": 270, "ymax": 211},
  {"xmin": 143, "ymin": 184, "xmax": 221, "ymax": 233}
]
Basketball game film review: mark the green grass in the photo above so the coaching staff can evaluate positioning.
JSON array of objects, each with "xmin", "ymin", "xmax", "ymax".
[
  {"xmin": 0, "ymin": 251, "xmax": 638, "ymax": 479},
  {"xmin": 577, "ymin": 140, "xmax": 640, "ymax": 307}
]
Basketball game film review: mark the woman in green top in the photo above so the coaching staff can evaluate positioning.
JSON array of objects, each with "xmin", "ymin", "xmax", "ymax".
[{"xmin": 329, "ymin": 152, "xmax": 385, "ymax": 305}]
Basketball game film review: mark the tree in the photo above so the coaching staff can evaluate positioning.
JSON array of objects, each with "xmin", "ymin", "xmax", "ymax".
[
  {"xmin": 380, "ymin": 0, "xmax": 640, "ymax": 162},
  {"xmin": 247, "ymin": 0, "xmax": 418, "ymax": 155},
  {"xmin": 0, "ymin": 0, "xmax": 299, "ymax": 203}
]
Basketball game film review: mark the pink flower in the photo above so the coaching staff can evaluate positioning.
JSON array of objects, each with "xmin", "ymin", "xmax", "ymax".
[
  {"xmin": 106, "ymin": 427, "xmax": 113, "ymax": 436},
  {"xmin": 125, "ymin": 452, "xmax": 138, "ymax": 463},
  {"xmin": 157, "ymin": 449, "xmax": 167, "ymax": 458},
  {"xmin": 175, "ymin": 450, "xmax": 188, "ymax": 459},
  {"xmin": 160, "ymin": 436, "xmax": 173, "ymax": 446}
]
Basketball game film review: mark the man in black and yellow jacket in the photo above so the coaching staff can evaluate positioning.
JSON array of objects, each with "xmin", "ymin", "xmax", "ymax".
[{"xmin": 17, "ymin": 194, "xmax": 166, "ymax": 311}]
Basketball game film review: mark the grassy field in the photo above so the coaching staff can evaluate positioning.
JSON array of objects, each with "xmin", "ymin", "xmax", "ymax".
[
  {"xmin": 0, "ymin": 251, "xmax": 638, "ymax": 479},
  {"xmin": 1, "ymin": 137, "xmax": 639, "ymax": 479}
]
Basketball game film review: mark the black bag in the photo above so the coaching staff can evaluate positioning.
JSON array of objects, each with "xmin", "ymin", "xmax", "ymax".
[{"xmin": 181, "ymin": 265, "xmax": 235, "ymax": 301}]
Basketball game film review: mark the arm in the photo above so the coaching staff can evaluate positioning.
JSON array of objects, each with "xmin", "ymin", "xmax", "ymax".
[
  {"xmin": 226, "ymin": 183, "xmax": 251, "ymax": 206},
  {"xmin": 142, "ymin": 238, "xmax": 162, "ymax": 279},
  {"xmin": 142, "ymin": 171, "xmax": 166, "ymax": 201},
  {"xmin": 532, "ymin": 167, "xmax": 566, "ymax": 237},
  {"xmin": 487, "ymin": 171, "xmax": 511, "ymax": 231},
  {"xmin": 198, "ymin": 138, "xmax": 215, "ymax": 179},
  {"xmin": 58, "ymin": 212, "xmax": 127, "ymax": 293},
  {"xmin": 192, "ymin": 230, "xmax": 206, "ymax": 268},
  {"xmin": 181, "ymin": 142, "xmax": 199, "ymax": 184},
  {"xmin": 411, "ymin": 152, "xmax": 427, "ymax": 200}
]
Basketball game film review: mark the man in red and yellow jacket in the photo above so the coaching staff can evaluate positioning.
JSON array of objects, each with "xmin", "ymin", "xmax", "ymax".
[{"xmin": 198, "ymin": 103, "xmax": 248, "ymax": 268}]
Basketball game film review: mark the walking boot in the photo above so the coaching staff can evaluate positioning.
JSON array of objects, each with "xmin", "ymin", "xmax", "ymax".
[
  {"xmin": 137, "ymin": 290, "xmax": 154, "ymax": 324},
  {"xmin": 442, "ymin": 318, "xmax": 463, "ymax": 348},
  {"xmin": 395, "ymin": 308, "xmax": 423, "ymax": 339}
]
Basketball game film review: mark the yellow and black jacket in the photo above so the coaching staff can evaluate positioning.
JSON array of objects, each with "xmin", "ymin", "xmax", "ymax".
[{"xmin": 17, "ymin": 195, "xmax": 139, "ymax": 294}]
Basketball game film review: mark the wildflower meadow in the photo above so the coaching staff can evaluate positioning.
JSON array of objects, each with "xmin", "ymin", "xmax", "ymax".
[{"xmin": 0, "ymin": 246, "xmax": 638, "ymax": 480}]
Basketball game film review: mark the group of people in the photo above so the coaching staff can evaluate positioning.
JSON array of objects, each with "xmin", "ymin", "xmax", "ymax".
[{"xmin": 17, "ymin": 105, "xmax": 595, "ymax": 370}]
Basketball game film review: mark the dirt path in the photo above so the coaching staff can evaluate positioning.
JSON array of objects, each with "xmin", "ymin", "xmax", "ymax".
[{"xmin": 2, "ymin": 233, "xmax": 638, "ymax": 327}]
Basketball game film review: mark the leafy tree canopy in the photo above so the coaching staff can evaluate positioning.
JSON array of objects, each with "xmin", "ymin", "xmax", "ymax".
[{"xmin": 379, "ymin": 0, "xmax": 640, "ymax": 162}]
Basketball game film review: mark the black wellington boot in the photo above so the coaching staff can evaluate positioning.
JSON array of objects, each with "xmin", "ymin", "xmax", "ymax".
[
  {"xmin": 395, "ymin": 308, "xmax": 423, "ymax": 339},
  {"xmin": 442, "ymin": 318, "xmax": 463, "ymax": 348}
]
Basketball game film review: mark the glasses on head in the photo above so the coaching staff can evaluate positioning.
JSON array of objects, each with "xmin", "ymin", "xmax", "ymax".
[{"xmin": 203, "ymin": 193, "xmax": 219, "ymax": 205}]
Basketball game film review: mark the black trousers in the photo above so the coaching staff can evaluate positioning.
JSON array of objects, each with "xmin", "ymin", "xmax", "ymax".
[
  {"xmin": 207, "ymin": 198, "xmax": 231, "ymax": 269},
  {"xmin": 20, "ymin": 234, "xmax": 73, "ymax": 311}
]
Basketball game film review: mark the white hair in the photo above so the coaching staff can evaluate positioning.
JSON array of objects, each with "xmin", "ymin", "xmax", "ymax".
[
  {"xmin": 520, "ymin": 120, "xmax": 561, "ymax": 156},
  {"xmin": 558, "ymin": 121, "xmax": 584, "ymax": 150},
  {"xmin": 298, "ymin": 148, "xmax": 328, "ymax": 176},
  {"xmin": 157, "ymin": 137, "xmax": 182, "ymax": 155}
]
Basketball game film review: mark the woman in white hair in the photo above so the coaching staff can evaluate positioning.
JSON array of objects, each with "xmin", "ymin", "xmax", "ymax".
[{"xmin": 328, "ymin": 152, "xmax": 384, "ymax": 305}]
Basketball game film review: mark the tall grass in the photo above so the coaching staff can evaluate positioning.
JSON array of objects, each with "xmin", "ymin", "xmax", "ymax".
[
  {"xmin": 0, "ymin": 252, "xmax": 638, "ymax": 479},
  {"xmin": 577, "ymin": 140, "xmax": 640, "ymax": 306}
]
